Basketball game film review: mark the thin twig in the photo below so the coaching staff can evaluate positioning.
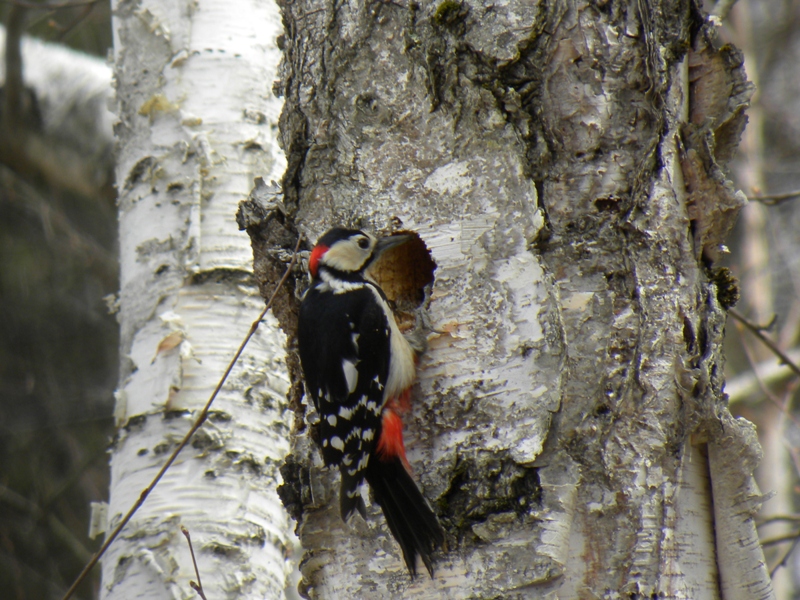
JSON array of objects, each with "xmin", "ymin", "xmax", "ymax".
[
  {"xmin": 190, "ymin": 581, "xmax": 208, "ymax": 600},
  {"xmin": 181, "ymin": 526, "xmax": 207, "ymax": 600},
  {"xmin": 53, "ymin": 4, "xmax": 95, "ymax": 43},
  {"xmin": 0, "ymin": 176, "xmax": 116, "ymax": 272},
  {"xmin": 770, "ymin": 533, "xmax": 800, "ymax": 578},
  {"xmin": 729, "ymin": 309, "xmax": 800, "ymax": 380},
  {"xmin": 725, "ymin": 347, "xmax": 800, "ymax": 404},
  {"xmin": 732, "ymin": 321, "xmax": 800, "ymax": 433},
  {"xmin": 760, "ymin": 529, "xmax": 800, "ymax": 548},
  {"xmin": 61, "ymin": 235, "xmax": 303, "ymax": 600},
  {"xmin": 733, "ymin": 321, "xmax": 800, "ymax": 487},
  {"xmin": 748, "ymin": 189, "xmax": 800, "ymax": 206},
  {"xmin": 757, "ymin": 514, "xmax": 800, "ymax": 527},
  {"xmin": 0, "ymin": 483, "xmax": 93, "ymax": 563}
]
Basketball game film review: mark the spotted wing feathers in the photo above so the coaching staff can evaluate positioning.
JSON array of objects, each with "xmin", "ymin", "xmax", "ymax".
[{"xmin": 298, "ymin": 283, "xmax": 390, "ymax": 520}]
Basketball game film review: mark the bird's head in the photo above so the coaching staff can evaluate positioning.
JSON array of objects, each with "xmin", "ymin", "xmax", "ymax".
[{"xmin": 309, "ymin": 228, "xmax": 409, "ymax": 278}]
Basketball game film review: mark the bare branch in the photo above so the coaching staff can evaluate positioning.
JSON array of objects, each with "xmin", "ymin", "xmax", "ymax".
[
  {"xmin": 758, "ymin": 514, "xmax": 800, "ymax": 527},
  {"xmin": 770, "ymin": 534, "xmax": 800, "ymax": 578},
  {"xmin": 52, "ymin": 4, "xmax": 96, "ymax": 43},
  {"xmin": 0, "ymin": 483, "xmax": 93, "ymax": 563},
  {"xmin": 729, "ymin": 309, "xmax": 800, "ymax": 380},
  {"xmin": 0, "ymin": 166, "xmax": 116, "ymax": 272},
  {"xmin": 732, "ymin": 327, "xmax": 800, "ymax": 440},
  {"xmin": 725, "ymin": 347, "xmax": 800, "ymax": 404},
  {"xmin": 748, "ymin": 190, "xmax": 800, "ymax": 206},
  {"xmin": 181, "ymin": 526, "xmax": 207, "ymax": 600},
  {"xmin": 760, "ymin": 530, "xmax": 800, "ymax": 548}
]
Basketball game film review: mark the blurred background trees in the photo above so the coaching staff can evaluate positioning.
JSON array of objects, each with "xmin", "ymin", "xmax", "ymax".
[
  {"xmin": 0, "ymin": 3, "xmax": 114, "ymax": 598},
  {"xmin": 3, "ymin": 0, "xmax": 800, "ymax": 598},
  {"xmin": 717, "ymin": 1, "xmax": 800, "ymax": 597}
]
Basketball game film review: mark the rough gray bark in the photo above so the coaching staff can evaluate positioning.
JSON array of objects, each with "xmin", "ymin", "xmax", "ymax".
[{"xmin": 242, "ymin": 1, "xmax": 768, "ymax": 597}]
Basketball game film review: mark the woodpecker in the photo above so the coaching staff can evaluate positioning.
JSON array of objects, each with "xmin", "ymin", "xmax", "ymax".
[{"xmin": 297, "ymin": 227, "xmax": 444, "ymax": 577}]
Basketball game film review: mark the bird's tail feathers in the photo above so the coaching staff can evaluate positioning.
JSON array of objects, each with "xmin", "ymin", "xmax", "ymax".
[
  {"xmin": 365, "ymin": 454, "xmax": 444, "ymax": 577},
  {"xmin": 340, "ymin": 469, "xmax": 368, "ymax": 521}
]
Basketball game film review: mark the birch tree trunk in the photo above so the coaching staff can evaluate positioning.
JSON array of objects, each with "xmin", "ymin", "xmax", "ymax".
[
  {"xmin": 101, "ymin": 1, "xmax": 292, "ymax": 598},
  {"xmin": 243, "ymin": 0, "xmax": 770, "ymax": 597}
]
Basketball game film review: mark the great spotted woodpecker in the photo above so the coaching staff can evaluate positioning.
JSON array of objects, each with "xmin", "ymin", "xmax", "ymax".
[{"xmin": 297, "ymin": 228, "xmax": 444, "ymax": 577}]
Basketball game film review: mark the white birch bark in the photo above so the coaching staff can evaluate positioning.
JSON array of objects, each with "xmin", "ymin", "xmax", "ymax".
[
  {"xmin": 240, "ymin": 0, "xmax": 773, "ymax": 598},
  {"xmin": 102, "ymin": 1, "xmax": 292, "ymax": 598}
]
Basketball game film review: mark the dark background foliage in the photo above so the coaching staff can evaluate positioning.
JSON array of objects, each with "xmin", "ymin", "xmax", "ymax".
[{"xmin": 1, "ymin": 3, "xmax": 114, "ymax": 598}]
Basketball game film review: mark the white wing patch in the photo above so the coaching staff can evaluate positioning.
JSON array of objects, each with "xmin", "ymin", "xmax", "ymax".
[
  {"xmin": 330, "ymin": 436, "xmax": 345, "ymax": 451},
  {"xmin": 342, "ymin": 359, "xmax": 359, "ymax": 394},
  {"xmin": 348, "ymin": 453, "xmax": 371, "ymax": 476},
  {"xmin": 356, "ymin": 453, "xmax": 369, "ymax": 471}
]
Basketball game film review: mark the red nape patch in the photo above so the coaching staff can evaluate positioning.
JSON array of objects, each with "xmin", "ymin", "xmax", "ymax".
[
  {"xmin": 309, "ymin": 245, "xmax": 328, "ymax": 277},
  {"xmin": 376, "ymin": 409, "xmax": 410, "ymax": 470}
]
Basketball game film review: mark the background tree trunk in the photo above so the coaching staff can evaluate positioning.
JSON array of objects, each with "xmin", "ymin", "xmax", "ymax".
[
  {"xmin": 244, "ymin": 0, "xmax": 772, "ymax": 597},
  {"xmin": 0, "ymin": 22, "xmax": 115, "ymax": 201},
  {"xmin": 102, "ymin": 1, "xmax": 292, "ymax": 598},
  {"xmin": 0, "ymin": 19, "xmax": 117, "ymax": 598},
  {"xmin": 720, "ymin": 1, "xmax": 800, "ymax": 596}
]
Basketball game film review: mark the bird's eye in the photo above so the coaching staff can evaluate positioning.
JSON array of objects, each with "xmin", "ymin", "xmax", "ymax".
[{"xmin": 357, "ymin": 237, "xmax": 370, "ymax": 249}]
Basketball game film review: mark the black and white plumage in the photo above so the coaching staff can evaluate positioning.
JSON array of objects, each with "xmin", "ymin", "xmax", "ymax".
[{"xmin": 297, "ymin": 227, "xmax": 444, "ymax": 577}]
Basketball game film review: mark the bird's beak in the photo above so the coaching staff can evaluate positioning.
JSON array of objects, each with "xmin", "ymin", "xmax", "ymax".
[{"xmin": 374, "ymin": 234, "xmax": 412, "ymax": 257}]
